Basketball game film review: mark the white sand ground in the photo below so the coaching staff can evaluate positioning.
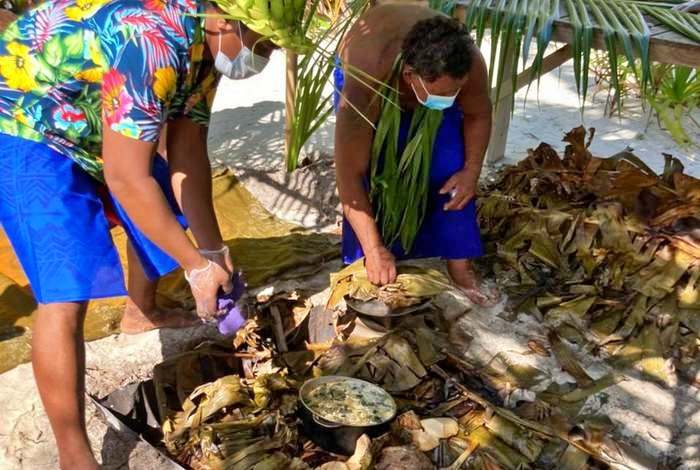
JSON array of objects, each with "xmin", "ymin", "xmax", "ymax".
[{"xmin": 1, "ymin": 38, "xmax": 699, "ymax": 469}]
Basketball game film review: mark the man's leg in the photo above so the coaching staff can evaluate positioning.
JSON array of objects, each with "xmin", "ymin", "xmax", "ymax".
[
  {"xmin": 447, "ymin": 259, "xmax": 501, "ymax": 307},
  {"xmin": 32, "ymin": 302, "xmax": 99, "ymax": 470},
  {"xmin": 120, "ymin": 239, "xmax": 198, "ymax": 334}
]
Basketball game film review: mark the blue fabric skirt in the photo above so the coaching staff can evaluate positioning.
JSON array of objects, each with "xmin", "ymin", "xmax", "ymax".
[
  {"xmin": 333, "ymin": 66, "xmax": 484, "ymax": 264},
  {"xmin": 0, "ymin": 133, "xmax": 186, "ymax": 304}
]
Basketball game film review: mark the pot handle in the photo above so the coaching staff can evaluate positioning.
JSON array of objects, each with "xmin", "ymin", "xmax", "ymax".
[{"xmin": 313, "ymin": 413, "xmax": 342, "ymax": 429}]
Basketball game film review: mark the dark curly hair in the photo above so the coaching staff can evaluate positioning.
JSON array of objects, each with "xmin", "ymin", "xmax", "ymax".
[{"xmin": 402, "ymin": 16, "xmax": 475, "ymax": 82}]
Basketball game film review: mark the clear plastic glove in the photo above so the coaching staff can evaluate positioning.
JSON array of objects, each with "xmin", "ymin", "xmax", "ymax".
[
  {"xmin": 199, "ymin": 245, "xmax": 234, "ymax": 274},
  {"xmin": 185, "ymin": 259, "xmax": 233, "ymax": 320}
]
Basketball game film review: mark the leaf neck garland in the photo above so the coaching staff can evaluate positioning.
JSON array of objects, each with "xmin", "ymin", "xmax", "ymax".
[{"xmin": 370, "ymin": 56, "xmax": 444, "ymax": 253}]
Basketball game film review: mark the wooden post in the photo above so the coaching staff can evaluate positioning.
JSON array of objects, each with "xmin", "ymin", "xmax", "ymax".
[
  {"xmin": 486, "ymin": 44, "xmax": 515, "ymax": 164},
  {"xmin": 486, "ymin": 45, "xmax": 573, "ymax": 163},
  {"xmin": 452, "ymin": 4, "xmax": 513, "ymax": 163},
  {"xmin": 285, "ymin": 51, "xmax": 298, "ymax": 157}
]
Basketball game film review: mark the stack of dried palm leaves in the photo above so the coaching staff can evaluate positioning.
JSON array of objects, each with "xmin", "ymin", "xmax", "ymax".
[
  {"xmin": 153, "ymin": 291, "xmax": 659, "ymax": 469},
  {"xmin": 162, "ymin": 373, "xmax": 305, "ymax": 469},
  {"xmin": 478, "ymin": 126, "xmax": 700, "ymax": 387}
]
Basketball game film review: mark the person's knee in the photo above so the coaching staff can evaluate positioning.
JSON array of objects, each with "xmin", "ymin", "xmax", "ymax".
[{"xmin": 35, "ymin": 302, "xmax": 88, "ymax": 331}]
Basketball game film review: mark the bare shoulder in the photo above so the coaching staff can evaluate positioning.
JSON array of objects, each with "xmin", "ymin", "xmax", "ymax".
[
  {"xmin": 466, "ymin": 43, "xmax": 488, "ymax": 85},
  {"xmin": 459, "ymin": 43, "xmax": 491, "ymax": 114},
  {"xmin": 339, "ymin": 3, "xmax": 440, "ymax": 85}
]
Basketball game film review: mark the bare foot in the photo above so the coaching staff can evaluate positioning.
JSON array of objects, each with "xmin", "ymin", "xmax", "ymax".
[
  {"xmin": 447, "ymin": 259, "xmax": 501, "ymax": 307},
  {"xmin": 119, "ymin": 299, "xmax": 200, "ymax": 334},
  {"xmin": 59, "ymin": 455, "xmax": 100, "ymax": 470},
  {"xmin": 58, "ymin": 444, "xmax": 101, "ymax": 470}
]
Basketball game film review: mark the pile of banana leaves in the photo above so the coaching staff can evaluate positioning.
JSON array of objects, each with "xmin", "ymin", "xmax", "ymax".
[
  {"xmin": 154, "ymin": 278, "xmax": 660, "ymax": 469},
  {"xmin": 478, "ymin": 126, "xmax": 700, "ymax": 387},
  {"xmin": 141, "ymin": 127, "xmax": 700, "ymax": 468}
]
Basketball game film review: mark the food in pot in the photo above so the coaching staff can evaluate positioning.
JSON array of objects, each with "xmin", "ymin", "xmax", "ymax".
[{"xmin": 305, "ymin": 378, "xmax": 395, "ymax": 426}]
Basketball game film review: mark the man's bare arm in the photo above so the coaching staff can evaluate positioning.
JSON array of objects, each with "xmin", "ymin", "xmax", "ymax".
[
  {"xmin": 460, "ymin": 46, "xmax": 492, "ymax": 187},
  {"xmin": 166, "ymin": 117, "xmax": 224, "ymax": 251},
  {"xmin": 334, "ymin": 52, "xmax": 398, "ymax": 283}
]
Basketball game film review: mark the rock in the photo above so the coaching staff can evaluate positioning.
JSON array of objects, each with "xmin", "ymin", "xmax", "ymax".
[
  {"xmin": 375, "ymin": 446, "xmax": 433, "ymax": 470},
  {"xmin": 396, "ymin": 411, "xmax": 422, "ymax": 430},
  {"xmin": 420, "ymin": 417, "xmax": 459, "ymax": 439},
  {"xmin": 391, "ymin": 410, "xmax": 422, "ymax": 445},
  {"xmin": 319, "ymin": 462, "xmax": 350, "ymax": 470},
  {"xmin": 410, "ymin": 429, "xmax": 440, "ymax": 451},
  {"xmin": 346, "ymin": 434, "xmax": 372, "ymax": 470}
]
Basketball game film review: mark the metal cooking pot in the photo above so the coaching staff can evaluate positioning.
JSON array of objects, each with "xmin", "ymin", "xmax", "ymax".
[{"xmin": 298, "ymin": 376, "xmax": 397, "ymax": 455}]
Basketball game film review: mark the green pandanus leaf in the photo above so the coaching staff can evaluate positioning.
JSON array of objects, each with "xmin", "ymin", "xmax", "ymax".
[
  {"xmin": 563, "ymin": 0, "xmax": 583, "ymax": 99},
  {"xmin": 523, "ymin": 0, "xmax": 560, "ymax": 102},
  {"xmin": 576, "ymin": 1, "xmax": 593, "ymax": 106},
  {"xmin": 474, "ymin": 0, "xmax": 493, "ymax": 45},
  {"xmin": 522, "ymin": 0, "xmax": 559, "ymax": 100},
  {"xmin": 370, "ymin": 58, "xmax": 444, "ymax": 252},
  {"xmin": 488, "ymin": 0, "xmax": 509, "ymax": 92},
  {"xmin": 619, "ymin": 2, "xmax": 651, "ymax": 95},
  {"xmin": 521, "ymin": 0, "xmax": 541, "ymax": 68},
  {"xmin": 490, "ymin": 0, "xmax": 522, "ymax": 106},
  {"xmin": 464, "ymin": 0, "xmax": 491, "ymax": 44}
]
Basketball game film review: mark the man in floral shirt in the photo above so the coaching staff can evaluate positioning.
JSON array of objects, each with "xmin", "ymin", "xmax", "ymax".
[{"xmin": 0, "ymin": 0, "xmax": 276, "ymax": 467}]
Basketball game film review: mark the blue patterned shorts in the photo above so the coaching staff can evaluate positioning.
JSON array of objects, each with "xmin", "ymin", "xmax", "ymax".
[{"xmin": 0, "ymin": 133, "xmax": 186, "ymax": 304}]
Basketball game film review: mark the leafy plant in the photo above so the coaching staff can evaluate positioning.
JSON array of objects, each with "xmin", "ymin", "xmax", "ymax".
[
  {"xmin": 285, "ymin": 0, "xmax": 368, "ymax": 171},
  {"xmin": 588, "ymin": 51, "xmax": 699, "ymax": 145},
  {"xmin": 646, "ymin": 64, "xmax": 700, "ymax": 145},
  {"xmin": 589, "ymin": 50, "xmax": 640, "ymax": 117}
]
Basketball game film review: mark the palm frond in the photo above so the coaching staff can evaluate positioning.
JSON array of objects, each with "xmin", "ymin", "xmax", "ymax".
[
  {"xmin": 285, "ymin": 0, "xmax": 369, "ymax": 171},
  {"xmin": 641, "ymin": 5, "xmax": 700, "ymax": 42},
  {"xmin": 457, "ymin": 0, "xmax": 699, "ymax": 112}
]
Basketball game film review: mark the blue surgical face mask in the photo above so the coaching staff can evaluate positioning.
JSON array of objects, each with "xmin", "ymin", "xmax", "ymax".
[
  {"xmin": 214, "ymin": 24, "xmax": 269, "ymax": 80},
  {"xmin": 411, "ymin": 75, "xmax": 459, "ymax": 111}
]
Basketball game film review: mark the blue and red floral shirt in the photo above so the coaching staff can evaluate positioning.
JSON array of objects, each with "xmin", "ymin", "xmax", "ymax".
[{"xmin": 0, "ymin": 0, "xmax": 218, "ymax": 180}]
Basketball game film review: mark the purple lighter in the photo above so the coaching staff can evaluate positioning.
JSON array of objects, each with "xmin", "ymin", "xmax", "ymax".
[{"xmin": 216, "ymin": 271, "xmax": 247, "ymax": 335}]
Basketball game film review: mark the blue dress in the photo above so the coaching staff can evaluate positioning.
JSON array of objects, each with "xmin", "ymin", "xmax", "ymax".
[{"xmin": 333, "ymin": 65, "xmax": 484, "ymax": 264}]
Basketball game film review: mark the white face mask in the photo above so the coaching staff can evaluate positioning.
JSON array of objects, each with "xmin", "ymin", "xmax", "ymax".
[{"xmin": 214, "ymin": 23, "xmax": 269, "ymax": 80}]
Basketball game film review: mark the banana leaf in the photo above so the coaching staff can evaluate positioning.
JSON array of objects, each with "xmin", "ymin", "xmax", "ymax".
[
  {"xmin": 165, "ymin": 376, "xmax": 252, "ymax": 438},
  {"xmin": 485, "ymin": 414, "xmax": 544, "ymax": 462},
  {"xmin": 465, "ymin": 426, "xmax": 531, "ymax": 469},
  {"xmin": 327, "ymin": 258, "xmax": 452, "ymax": 308},
  {"xmin": 547, "ymin": 330, "xmax": 593, "ymax": 387}
]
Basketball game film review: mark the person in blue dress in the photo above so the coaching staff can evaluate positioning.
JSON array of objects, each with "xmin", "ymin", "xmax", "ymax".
[{"xmin": 334, "ymin": 4, "xmax": 500, "ymax": 306}]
